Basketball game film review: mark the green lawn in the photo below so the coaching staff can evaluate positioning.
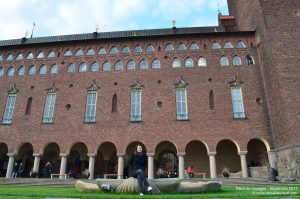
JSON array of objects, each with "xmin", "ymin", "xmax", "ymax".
[{"xmin": 0, "ymin": 184, "xmax": 299, "ymax": 199}]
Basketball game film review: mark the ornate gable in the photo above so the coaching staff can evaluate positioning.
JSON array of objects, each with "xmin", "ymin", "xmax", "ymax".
[
  {"xmin": 7, "ymin": 83, "xmax": 19, "ymax": 94},
  {"xmin": 87, "ymin": 79, "xmax": 100, "ymax": 91},
  {"xmin": 46, "ymin": 82, "xmax": 58, "ymax": 93},
  {"xmin": 130, "ymin": 80, "xmax": 144, "ymax": 90},
  {"xmin": 228, "ymin": 75, "xmax": 243, "ymax": 87},
  {"xmin": 174, "ymin": 76, "xmax": 188, "ymax": 88}
]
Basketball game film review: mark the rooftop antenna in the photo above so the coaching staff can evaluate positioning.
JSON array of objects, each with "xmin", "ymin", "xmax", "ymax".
[
  {"xmin": 217, "ymin": 2, "xmax": 221, "ymax": 14},
  {"xmin": 95, "ymin": 24, "xmax": 99, "ymax": 32},
  {"xmin": 30, "ymin": 22, "xmax": 35, "ymax": 38},
  {"xmin": 25, "ymin": 31, "xmax": 28, "ymax": 38},
  {"xmin": 172, "ymin": 19, "xmax": 176, "ymax": 28}
]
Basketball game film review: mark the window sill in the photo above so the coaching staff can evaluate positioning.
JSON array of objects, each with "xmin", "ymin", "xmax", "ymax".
[
  {"xmin": 176, "ymin": 119, "xmax": 189, "ymax": 121},
  {"xmin": 84, "ymin": 122, "xmax": 96, "ymax": 124},
  {"xmin": 233, "ymin": 117, "xmax": 247, "ymax": 120},
  {"xmin": 130, "ymin": 120, "xmax": 142, "ymax": 123},
  {"xmin": 42, "ymin": 122, "xmax": 53, "ymax": 125},
  {"xmin": 1, "ymin": 123, "xmax": 12, "ymax": 125}
]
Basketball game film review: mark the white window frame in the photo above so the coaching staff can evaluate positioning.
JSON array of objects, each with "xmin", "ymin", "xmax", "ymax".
[
  {"xmin": 2, "ymin": 94, "xmax": 17, "ymax": 124},
  {"xmin": 42, "ymin": 93, "xmax": 56, "ymax": 123},
  {"xmin": 130, "ymin": 90, "xmax": 141, "ymax": 122},
  {"xmin": 176, "ymin": 88, "xmax": 188, "ymax": 120},
  {"xmin": 85, "ymin": 91, "xmax": 97, "ymax": 123},
  {"xmin": 231, "ymin": 87, "xmax": 246, "ymax": 119}
]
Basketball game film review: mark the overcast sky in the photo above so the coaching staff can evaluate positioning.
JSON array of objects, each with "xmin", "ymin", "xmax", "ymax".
[{"xmin": 0, "ymin": 0, "xmax": 228, "ymax": 40}]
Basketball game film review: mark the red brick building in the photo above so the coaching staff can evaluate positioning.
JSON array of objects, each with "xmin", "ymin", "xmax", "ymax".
[{"xmin": 0, "ymin": 0, "xmax": 299, "ymax": 180}]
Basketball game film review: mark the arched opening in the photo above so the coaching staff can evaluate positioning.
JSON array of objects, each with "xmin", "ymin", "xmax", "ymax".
[
  {"xmin": 112, "ymin": 94, "xmax": 117, "ymax": 113},
  {"xmin": 216, "ymin": 140, "xmax": 241, "ymax": 177},
  {"xmin": 95, "ymin": 142, "xmax": 117, "ymax": 178},
  {"xmin": 155, "ymin": 141, "xmax": 178, "ymax": 178},
  {"xmin": 125, "ymin": 141, "xmax": 147, "ymax": 178},
  {"xmin": 209, "ymin": 90, "xmax": 215, "ymax": 110},
  {"xmin": 41, "ymin": 143, "xmax": 60, "ymax": 177},
  {"xmin": 68, "ymin": 142, "xmax": 88, "ymax": 178},
  {"xmin": 0, "ymin": 143, "xmax": 8, "ymax": 177},
  {"xmin": 15, "ymin": 143, "xmax": 34, "ymax": 177},
  {"xmin": 25, "ymin": 97, "xmax": 32, "ymax": 115},
  {"xmin": 185, "ymin": 141, "xmax": 210, "ymax": 177}
]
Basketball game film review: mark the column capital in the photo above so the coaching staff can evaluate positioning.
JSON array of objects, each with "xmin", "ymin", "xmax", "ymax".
[
  {"xmin": 33, "ymin": 153, "xmax": 41, "ymax": 157},
  {"xmin": 59, "ymin": 153, "xmax": 69, "ymax": 157},
  {"xmin": 146, "ymin": 153, "xmax": 155, "ymax": 157},
  {"xmin": 208, "ymin": 152, "xmax": 217, "ymax": 156},
  {"xmin": 267, "ymin": 149, "xmax": 277, "ymax": 153},
  {"xmin": 238, "ymin": 151, "xmax": 248, "ymax": 155},
  {"xmin": 6, "ymin": 153, "xmax": 16, "ymax": 157},
  {"xmin": 117, "ymin": 153, "xmax": 125, "ymax": 157},
  {"xmin": 87, "ymin": 153, "xmax": 96, "ymax": 157},
  {"xmin": 177, "ymin": 152, "xmax": 186, "ymax": 156}
]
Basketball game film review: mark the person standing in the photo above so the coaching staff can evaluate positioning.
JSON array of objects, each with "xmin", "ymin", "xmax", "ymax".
[
  {"xmin": 187, "ymin": 166, "xmax": 195, "ymax": 178},
  {"xmin": 129, "ymin": 144, "xmax": 152, "ymax": 195},
  {"xmin": 12, "ymin": 163, "xmax": 19, "ymax": 178},
  {"xmin": 18, "ymin": 163, "xmax": 25, "ymax": 177}
]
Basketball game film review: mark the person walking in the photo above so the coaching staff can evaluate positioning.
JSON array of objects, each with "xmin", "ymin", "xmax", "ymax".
[{"xmin": 129, "ymin": 144, "xmax": 152, "ymax": 195}]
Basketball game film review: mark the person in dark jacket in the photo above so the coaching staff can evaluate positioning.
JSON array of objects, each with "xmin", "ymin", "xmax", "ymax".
[
  {"xmin": 12, "ymin": 162, "xmax": 19, "ymax": 178},
  {"xmin": 129, "ymin": 144, "xmax": 152, "ymax": 195}
]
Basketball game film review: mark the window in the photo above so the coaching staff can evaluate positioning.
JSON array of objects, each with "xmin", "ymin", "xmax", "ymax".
[
  {"xmin": 98, "ymin": 47, "xmax": 106, "ymax": 55},
  {"xmin": 39, "ymin": 65, "xmax": 47, "ymax": 75},
  {"xmin": 28, "ymin": 65, "xmax": 36, "ymax": 75},
  {"xmin": 7, "ymin": 67, "xmax": 14, "ymax": 76},
  {"xmin": 190, "ymin": 42, "xmax": 199, "ymax": 50},
  {"xmin": 64, "ymin": 49, "xmax": 72, "ymax": 57},
  {"xmin": 127, "ymin": 60, "xmax": 135, "ymax": 70},
  {"xmin": 85, "ymin": 91, "xmax": 97, "ymax": 123},
  {"xmin": 172, "ymin": 58, "xmax": 180, "ymax": 68},
  {"xmin": 6, "ymin": 54, "xmax": 13, "ymax": 61},
  {"xmin": 165, "ymin": 43, "xmax": 174, "ymax": 52},
  {"xmin": 67, "ymin": 63, "xmax": 75, "ymax": 73},
  {"xmin": 26, "ymin": 52, "xmax": 33, "ymax": 59},
  {"xmin": 198, "ymin": 57, "xmax": 207, "ymax": 67},
  {"xmin": 25, "ymin": 97, "xmax": 32, "ymax": 115},
  {"xmin": 231, "ymin": 87, "xmax": 245, "ymax": 118},
  {"xmin": 211, "ymin": 42, "xmax": 221, "ymax": 49},
  {"xmin": 90, "ymin": 62, "xmax": 99, "ymax": 72},
  {"xmin": 152, "ymin": 59, "xmax": 160, "ymax": 69},
  {"xmin": 130, "ymin": 90, "xmax": 141, "ymax": 122},
  {"xmin": 121, "ymin": 46, "xmax": 130, "ymax": 54},
  {"xmin": 246, "ymin": 55, "xmax": 255, "ymax": 65},
  {"xmin": 0, "ymin": 67, "xmax": 3, "ymax": 76},
  {"xmin": 177, "ymin": 43, "xmax": 186, "ymax": 51},
  {"xmin": 146, "ymin": 44, "xmax": 154, "ymax": 53},
  {"xmin": 134, "ymin": 45, "xmax": 142, "ymax": 53},
  {"xmin": 42, "ymin": 93, "xmax": 56, "ymax": 123},
  {"xmin": 36, "ymin": 52, "xmax": 45, "ymax": 59},
  {"xmin": 233, "ymin": 55, "xmax": 242, "ymax": 65},
  {"xmin": 18, "ymin": 66, "xmax": 25, "ymax": 76},
  {"xmin": 103, "ymin": 61, "xmax": 111, "ymax": 71},
  {"xmin": 115, "ymin": 60, "xmax": 123, "ymax": 71},
  {"xmin": 237, "ymin": 40, "xmax": 246, "ymax": 49},
  {"xmin": 209, "ymin": 90, "xmax": 215, "ymax": 110},
  {"xmin": 220, "ymin": 56, "xmax": 229, "ymax": 66},
  {"xmin": 86, "ymin": 48, "xmax": 95, "ymax": 56},
  {"xmin": 184, "ymin": 58, "xmax": 193, "ymax": 68},
  {"xmin": 50, "ymin": 64, "xmax": 58, "ymax": 74},
  {"xmin": 79, "ymin": 62, "xmax": 87, "ymax": 72},
  {"xmin": 47, "ymin": 51, "xmax": 55, "ymax": 58},
  {"xmin": 75, "ymin": 49, "xmax": 83, "ymax": 56},
  {"xmin": 139, "ymin": 59, "xmax": 148, "ymax": 69},
  {"xmin": 0, "ymin": 54, "xmax": 3, "ymax": 61},
  {"xmin": 224, "ymin": 41, "xmax": 233, "ymax": 49},
  {"xmin": 2, "ymin": 94, "xmax": 17, "ymax": 124},
  {"xmin": 109, "ymin": 46, "xmax": 118, "ymax": 54},
  {"xmin": 176, "ymin": 87, "xmax": 188, "ymax": 120},
  {"xmin": 16, "ymin": 53, "xmax": 24, "ymax": 60},
  {"xmin": 112, "ymin": 93, "xmax": 117, "ymax": 113}
]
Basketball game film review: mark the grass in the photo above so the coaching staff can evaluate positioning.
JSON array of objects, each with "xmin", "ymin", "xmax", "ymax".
[{"xmin": 0, "ymin": 184, "xmax": 299, "ymax": 199}]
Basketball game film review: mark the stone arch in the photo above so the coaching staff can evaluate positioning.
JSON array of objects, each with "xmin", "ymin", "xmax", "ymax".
[
  {"xmin": 95, "ymin": 142, "xmax": 117, "ymax": 178},
  {"xmin": 14, "ymin": 142, "xmax": 34, "ymax": 177},
  {"xmin": 0, "ymin": 143, "xmax": 8, "ymax": 177},
  {"xmin": 40, "ymin": 142, "xmax": 61, "ymax": 175},
  {"xmin": 247, "ymin": 138, "xmax": 269, "ymax": 167},
  {"xmin": 67, "ymin": 142, "xmax": 88, "ymax": 178}
]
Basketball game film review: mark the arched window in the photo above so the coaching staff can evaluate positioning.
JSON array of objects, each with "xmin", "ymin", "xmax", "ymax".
[
  {"xmin": 75, "ymin": 49, "xmax": 83, "ymax": 56},
  {"xmin": 121, "ymin": 46, "xmax": 130, "ymax": 54},
  {"xmin": 224, "ymin": 41, "xmax": 233, "ymax": 49},
  {"xmin": 18, "ymin": 66, "xmax": 25, "ymax": 76},
  {"xmin": 25, "ymin": 97, "xmax": 32, "ymax": 115},
  {"xmin": 90, "ymin": 62, "xmax": 99, "ymax": 72},
  {"xmin": 146, "ymin": 44, "xmax": 154, "ymax": 53},
  {"xmin": 7, "ymin": 67, "xmax": 14, "ymax": 76},
  {"xmin": 109, "ymin": 46, "xmax": 118, "ymax": 54},
  {"xmin": 233, "ymin": 55, "xmax": 242, "ymax": 65},
  {"xmin": 134, "ymin": 45, "xmax": 142, "ymax": 53},
  {"xmin": 184, "ymin": 58, "xmax": 193, "ymax": 67},
  {"xmin": 26, "ymin": 52, "xmax": 33, "ymax": 59},
  {"xmin": 39, "ymin": 65, "xmax": 47, "ymax": 74},
  {"xmin": 177, "ymin": 43, "xmax": 186, "ymax": 51},
  {"xmin": 79, "ymin": 62, "xmax": 87, "ymax": 72},
  {"xmin": 36, "ymin": 51, "xmax": 45, "ymax": 59},
  {"xmin": 0, "ymin": 67, "xmax": 4, "ymax": 76},
  {"xmin": 190, "ymin": 42, "xmax": 199, "ymax": 50},
  {"xmin": 246, "ymin": 55, "xmax": 255, "ymax": 65},
  {"xmin": 127, "ymin": 60, "xmax": 135, "ymax": 70},
  {"xmin": 165, "ymin": 43, "xmax": 174, "ymax": 52},
  {"xmin": 47, "ymin": 51, "xmax": 55, "ymax": 58},
  {"xmin": 103, "ymin": 61, "xmax": 110, "ymax": 71},
  {"xmin": 172, "ymin": 58, "xmax": 180, "ymax": 68},
  {"xmin": 6, "ymin": 54, "xmax": 13, "ymax": 61},
  {"xmin": 139, "ymin": 59, "xmax": 148, "ymax": 69},
  {"xmin": 28, "ymin": 65, "xmax": 36, "ymax": 75},
  {"xmin": 115, "ymin": 60, "xmax": 123, "ymax": 71},
  {"xmin": 67, "ymin": 63, "xmax": 75, "ymax": 73},
  {"xmin": 237, "ymin": 40, "xmax": 246, "ymax": 48},
  {"xmin": 211, "ymin": 42, "xmax": 221, "ymax": 49},
  {"xmin": 86, "ymin": 48, "xmax": 95, "ymax": 56},
  {"xmin": 64, "ymin": 49, "xmax": 72, "ymax": 56},
  {"xmin": 152, "ymin": 59, "xmax": 160, "ymax": 69},
  {"xmin": 16, "ymin": 53, "xmax": 24, "ymax": 60},
  {"xmin": 198, "ymin": 57, "xmax": 207, "ymax": 67},
  {"xmin": 98, "ymin": 47, "xmax": 106, "ymax": 55},
  {"xmin": 209, "ymin": 90, "xmax": 215, "ymax": 110},
  {"xmin": 220, "ymin": 56, "xmax": 229, "ymax": 66},
  {"xmin": 112, "ymin": 93, "xmax": 117, "ymax": 113},
  {"xmin": 50, "ymin": 64, "xmax": 58, "ymax": 74}
]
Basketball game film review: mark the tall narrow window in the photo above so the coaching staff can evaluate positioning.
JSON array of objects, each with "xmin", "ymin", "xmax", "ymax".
[
  {"xmin": 175, "ymin": 79, "xmax": 188, "ymax": 120},
  {"xmin": 2, "ymin": 94, "xmax": 17, "ymax": 124},
  {"xmin": 25, "ymin": 97, "xmax": 32, "ymax": 115},
  {"xmin": 231, "ymin": 87, "xmax": 245, "ymax": 118},
  {"xmin": 130, "ymin": 90, "xmax": 141, "ymax": 122},
  {"xmin": 85, "ymin": 91, "xmax": 97, "ymax": 123},
  {"xmin": 42, "ymin": 93, "xmax": 56, "ymax": 123},
  {"xmin": 112, "ymin": 94, "xmax": 117, "ymax": 113},
  {"xmin": 209, "ymin": 90, "xmax": 215, "ymax": 110}
]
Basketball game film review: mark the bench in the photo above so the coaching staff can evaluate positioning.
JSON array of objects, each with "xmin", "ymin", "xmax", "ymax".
[
  {"xmin": 104, "ymin": 174, "xmax": 118, "ymax": 179},
  {"xmin": 195, "ymin": 172, "xmax": 206, "ymax": 179},
  {"xmin": 51, "ymin": 174, "xmax": 67, "ymax": 179}
]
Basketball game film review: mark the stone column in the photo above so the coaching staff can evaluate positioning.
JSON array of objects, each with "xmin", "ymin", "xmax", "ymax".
[
  {"xmin": 59, "ymin": 153, "xmax": 68, "ymax": 179},
  {"xmin": 178, "ymin": 152, "xmax": 185, "ymax": 179},
  {"xmin": 239, "ymin": 151, "xmax": 248, "ymax": 178},
  {"xmin": 117, "ymin": 153, "xmax": 125, "ymax": 179},
  {"xmin": 267, "ymin": 150, "xmax": 277, "ymax": 170},
  {"xmin": 32, "ymin": 153, "xmax": 41, "ymax": 174},
  {"xmin": 88, "ymin": 153, "xmax": 96, "ymax": 179},
  {"xmin": 6, "ymin": 153, "xmax": 15, "ymax": 178},
  {"xmin": 147, "ymin": 153, "xmax": 155, "ymax": 179},
  {"xmin": 208, "ymin": 152, "xmax": 217, "ymax": 178}
]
